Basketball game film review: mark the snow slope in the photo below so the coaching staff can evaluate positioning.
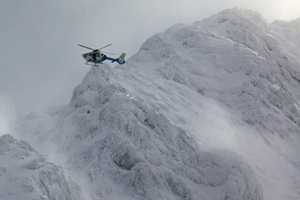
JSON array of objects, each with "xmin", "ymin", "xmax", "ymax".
[
  {"xmin": 0, "ymin": 134, "xmax": 84, "ymax": 200},
  {"xmin": 17, "ymin": 65, "xmax": 263, "ymax": 200},
  {"xmin": 11, "ymin": 8, "xmax": 300, "ymax": 200}
]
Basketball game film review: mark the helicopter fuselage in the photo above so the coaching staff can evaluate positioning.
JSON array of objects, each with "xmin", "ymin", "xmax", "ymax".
[{"xmin": 82, "ymin": 51, "xmax": 105, "ymax": 64}]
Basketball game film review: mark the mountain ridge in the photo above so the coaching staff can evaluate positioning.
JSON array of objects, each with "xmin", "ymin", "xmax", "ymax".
[{"xmin": 5, "ymin": 8, "xmax": 300, "ymax": 199}]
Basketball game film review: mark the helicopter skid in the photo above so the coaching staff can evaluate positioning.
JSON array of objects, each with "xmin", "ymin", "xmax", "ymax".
[{"xmin": 85, "ymin": 62, "xmax": 102, "ymax": 66}]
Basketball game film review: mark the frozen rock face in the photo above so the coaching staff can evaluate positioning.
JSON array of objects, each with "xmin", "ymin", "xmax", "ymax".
[
  {"xmin": 19, "ymin": 65, "xmax": 263, "ymax": 200},
  {"xmin": 16, "ymin": 8, "xmax": 300, "ymax": 200},
  {"xmin": 0, "ymin": 134, "xmax": 83, "ymax": 200},
  {"xmin": 132, "ymin": 8, "xmax": 300, "ymax": 170},
  {"xmin": 70, "ymin": 65, "xmax": 264, "ymax": 200}
]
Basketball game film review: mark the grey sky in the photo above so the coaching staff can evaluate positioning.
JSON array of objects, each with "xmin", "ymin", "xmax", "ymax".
[{"xmin": 1, "ymin": 0, "xmax": 300, "ymax": 116}]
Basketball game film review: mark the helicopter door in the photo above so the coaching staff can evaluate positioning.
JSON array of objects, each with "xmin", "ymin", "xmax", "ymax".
[
  {"xmin": 92, "ymin": 53, "xmax": 97, "ymax": 60},
  {"xmin": 97, "ymin": 53, "xmax": 104, "ymax": 62}
]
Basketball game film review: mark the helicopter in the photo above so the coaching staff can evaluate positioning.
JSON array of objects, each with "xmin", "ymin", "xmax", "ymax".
[{"xmin": 78, "ymin": 43, "xmax": 126, "ymax": 66}]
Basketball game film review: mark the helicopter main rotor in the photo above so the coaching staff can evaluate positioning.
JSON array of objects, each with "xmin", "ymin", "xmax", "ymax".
[{"xmin": 78, "ymin": 44, "xmax": 115, "ymax": 55}]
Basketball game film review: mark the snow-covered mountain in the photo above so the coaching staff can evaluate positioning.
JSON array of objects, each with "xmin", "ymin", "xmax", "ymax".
[
  {"xmin": 3, "ymin": 8, "xmax": 300, "ymax": 199},
  {"xmin": 0, "ymin": 134, "xmax": 84, "ymax": 200}
]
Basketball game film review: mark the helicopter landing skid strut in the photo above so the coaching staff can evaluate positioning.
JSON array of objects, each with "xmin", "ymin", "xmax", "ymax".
[{"xmin": 85, "ymin": 62, "xmax": 102, "ymax": 67}]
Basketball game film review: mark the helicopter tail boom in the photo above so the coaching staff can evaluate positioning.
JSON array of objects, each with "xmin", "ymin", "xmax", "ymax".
[{"xmin": 106, "ymin": 53, "xmax": 126, "ymax": 65}]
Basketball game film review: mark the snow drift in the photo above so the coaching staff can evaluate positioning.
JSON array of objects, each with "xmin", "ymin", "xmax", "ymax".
[{"xmin": 8, "ymin": 8, "xmax": 300, "ymax": 200}]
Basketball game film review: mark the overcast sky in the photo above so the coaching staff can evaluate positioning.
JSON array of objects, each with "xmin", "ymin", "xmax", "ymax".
[{"xmin": 1, "ymin": 0, "xmax": 300, "ymax": 116}]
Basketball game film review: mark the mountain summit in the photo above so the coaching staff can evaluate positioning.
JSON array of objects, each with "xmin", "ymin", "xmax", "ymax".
[{"xmin": 7, "ymin": 8, "xmax": 300, "ymax": 199}]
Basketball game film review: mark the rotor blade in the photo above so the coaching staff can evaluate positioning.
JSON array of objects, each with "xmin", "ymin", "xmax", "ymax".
[
  {"xmin": 98, "ymin": 43, "xmax": 112, "ymax": 50},
  {"xmin": 78, "ymin": 44, "xmax": 95, "ymax": 51},
  {"xmin": 101, "ymin": 51, "xmax": 115, "ymax": 55}
]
